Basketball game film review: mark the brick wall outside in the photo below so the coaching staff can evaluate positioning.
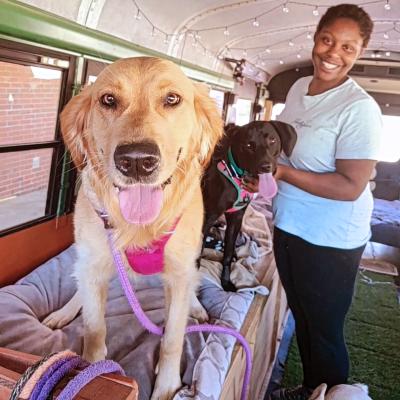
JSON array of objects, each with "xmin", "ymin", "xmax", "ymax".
[{"xmin": 0, "ymin": 61, "xmax": 61, "ymax": 199}]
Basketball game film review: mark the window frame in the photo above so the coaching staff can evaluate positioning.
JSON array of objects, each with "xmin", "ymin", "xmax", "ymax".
[{"xmin": 0, "ymin": 39, "xmax": 76, "ymax": 237}]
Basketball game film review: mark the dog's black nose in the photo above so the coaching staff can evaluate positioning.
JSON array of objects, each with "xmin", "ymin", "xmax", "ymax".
[
  {"xmin": 258, "ymin": 163, "xmax": 273, "ymax": 173},
  {"xmin": 114, "ymin": 142, "xmax": 160, "ymax": 179}
]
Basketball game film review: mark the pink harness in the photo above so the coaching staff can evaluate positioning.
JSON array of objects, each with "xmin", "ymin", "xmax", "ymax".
[
  {"xmin": 125, "ymin": 221, "xmax": 178, "ymax": 275},
  {"xmin": 96, "ymin": 210, "xmax": 178, "ymax": 275},
  {"xmin": 217, "ymin": 160, "xmax": 254, "ymax": 213}
]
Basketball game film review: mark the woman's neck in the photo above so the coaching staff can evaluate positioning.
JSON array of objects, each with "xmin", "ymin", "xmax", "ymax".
[{"xmin": 308, "ymin": 76, "xmax": 348, "ymax": 96}]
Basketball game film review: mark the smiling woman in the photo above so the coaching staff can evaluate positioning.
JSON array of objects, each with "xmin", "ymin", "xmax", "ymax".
[
  {"xmin": 270, "ymin": 4, "xmax": 383, "ymax": 400},
  {"xmin": 309, "ymin": 8, "xmax": 373, "ymax": 95}
]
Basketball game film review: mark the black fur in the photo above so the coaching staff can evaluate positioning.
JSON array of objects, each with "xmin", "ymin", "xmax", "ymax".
[{"xmin": 201, "ymin": 120, "xmax": 297, "ymax": 291}]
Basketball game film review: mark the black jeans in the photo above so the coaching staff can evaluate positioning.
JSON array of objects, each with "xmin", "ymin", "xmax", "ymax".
[{"xmin": 273, "ymin": 227, "xmax": 365, "ymax": 389}]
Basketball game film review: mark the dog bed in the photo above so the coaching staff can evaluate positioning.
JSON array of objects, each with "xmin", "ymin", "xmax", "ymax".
[
  {"xmin": 371, "ymin": 198, "xmax": 400, "ymax": 248},
  {"xmin": 0, "ymin": 205, "xmax": 278, "ymax": 400}
]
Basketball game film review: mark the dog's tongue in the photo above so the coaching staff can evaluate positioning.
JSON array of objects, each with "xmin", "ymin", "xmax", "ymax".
[
  {"xmin": 258, "ymin": 173, "xmax": 278, "ymax": 199},
  {"xmin": 118, "ymin": 185, "xmax": 163, "ymax": 225}
]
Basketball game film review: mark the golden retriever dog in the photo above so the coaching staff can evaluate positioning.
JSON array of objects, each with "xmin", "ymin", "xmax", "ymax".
[{"xmin": 43, "ymin": 57, "xmax": 223, "ymax": 399}]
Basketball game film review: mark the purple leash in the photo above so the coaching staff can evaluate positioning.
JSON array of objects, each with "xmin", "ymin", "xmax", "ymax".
[
  {"xmin": 56, "ymin": 360, "xmax": 125, "ymax": 400},
  {"xmin": 106, "ymin": 229, "xmax": 252, "ymax": 400}
]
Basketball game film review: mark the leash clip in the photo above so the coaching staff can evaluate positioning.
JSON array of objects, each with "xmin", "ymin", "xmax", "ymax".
[{"xmin": 97, "ymin": 210, "xmax": 113, "ymax": 230}]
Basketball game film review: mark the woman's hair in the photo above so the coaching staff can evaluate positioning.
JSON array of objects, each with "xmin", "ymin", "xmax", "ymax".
[{"xmin": 316, "ymin": 4, "xmax": 374, "ymax": 47}]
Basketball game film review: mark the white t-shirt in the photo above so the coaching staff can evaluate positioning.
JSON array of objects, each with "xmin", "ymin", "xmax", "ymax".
[{"xmin": 273, "ymin": 76, "xmax": 382, "ymax": 249}]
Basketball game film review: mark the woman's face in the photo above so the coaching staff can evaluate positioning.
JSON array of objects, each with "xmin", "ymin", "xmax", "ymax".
[{"xmin": 312, "ymin": 17, "xmax": 364, "ymax": 89}]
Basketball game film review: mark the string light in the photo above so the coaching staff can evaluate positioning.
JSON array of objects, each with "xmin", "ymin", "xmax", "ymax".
[
  {"xmin": 279, "ymin": 60, "xmax": 284, "ymax": 64},
  {"xmin": 266, "ymin": 48, "xmax": 272, "ymax": 54},
  {"xmin": 127, "ymin": 0, "xmax": 397, "ymax": 71}
]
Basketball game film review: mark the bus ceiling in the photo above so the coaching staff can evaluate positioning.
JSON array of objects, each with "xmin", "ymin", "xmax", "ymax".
[{"xmin": 0, "ymin": 0, "xmax": 399, "ymax": 94}]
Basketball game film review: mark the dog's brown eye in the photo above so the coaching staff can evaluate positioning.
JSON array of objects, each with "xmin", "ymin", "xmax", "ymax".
[
  {"xmin": 164, "ymin": 93, "xmax": 181, "ymax": 107},
  {"xmin": 246, "ymin": 142, "xmax": 256, "ymax": 151},
  {"xmin": 101, "ymin": 93, "xmax": 116, "ymax": 108}
]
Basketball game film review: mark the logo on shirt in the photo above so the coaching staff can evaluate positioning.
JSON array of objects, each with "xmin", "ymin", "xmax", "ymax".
[{"xmin": 293, "ymin": 118, "xmax": 311, "ymax": 129}]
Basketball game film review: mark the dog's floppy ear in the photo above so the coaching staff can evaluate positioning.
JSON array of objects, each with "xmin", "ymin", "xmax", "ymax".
[
  {"xmin": 269, "ymin": 120, "xmax": 297, "ymax": 157},
  {"xmin": 193, "ymin": 82, "xmax": 224, "ymax": 168},
  {"xmin": 60, "ymin": 87, "xmax": 92, "ymax": 170},
  {"xmin": 309, "ymin": 383, "xmax": 328, "ymax": 400}
]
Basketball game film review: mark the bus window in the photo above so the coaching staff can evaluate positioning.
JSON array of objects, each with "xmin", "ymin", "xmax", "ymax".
[
  {"xmin": 235, "ymin": 98, "xmax": 252, "ymax": 126},
  {"xmin": 209, "ymin": 89, "xmax": 225, "ymax": 116},
  {"xmin": 0, "ymin": 43, "xmax": 74, "ymax": 235},
  {"xmin": 379, "ymin": 115, "xmax": 400, "ymax": 162},
  {"xmin": 271, "ymin": 103, "xmax": 285, "ymax": 120}
]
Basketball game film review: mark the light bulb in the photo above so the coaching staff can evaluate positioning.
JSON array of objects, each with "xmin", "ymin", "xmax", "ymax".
[
  {"xmin": 384, "ymin": 0, "xmax": 391, "ymax": 10},
  {"xmin": 313, "ymin": 7, "xmax": 319, "ymax": 16},
  {"xmin": 253, "ymin": 19, "xmax": 260, "ymax": 27}
]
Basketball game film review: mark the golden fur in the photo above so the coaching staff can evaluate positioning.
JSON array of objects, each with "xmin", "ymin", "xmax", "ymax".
[{"xmin": 43, "ymin": 57, "xmax": 223, "ymax": 399}]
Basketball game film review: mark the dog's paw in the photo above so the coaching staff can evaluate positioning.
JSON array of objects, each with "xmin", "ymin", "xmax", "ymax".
[
  {"xmin": 190, "ymin": 294, "xmax": 209, "ymax": 322},
  {"xmin": 42, "ymin": 309, "xmax": 74, "ymax": 329},
  {"xmin": 151, "ymin": 374, "xmax": 181, "ymax": 400},
  {"xmin": 190, "ymin": 303, "xmax": 209, "ymax": 322},
  {"xmin": 82, "ymin": 344, "xmax": 107, "ymax": 363}
]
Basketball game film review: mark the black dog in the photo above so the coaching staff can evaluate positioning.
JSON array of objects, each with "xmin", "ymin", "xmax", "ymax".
[{"xmin": 201, "ymin": 120, "xmax": 297, "ymax": 291}]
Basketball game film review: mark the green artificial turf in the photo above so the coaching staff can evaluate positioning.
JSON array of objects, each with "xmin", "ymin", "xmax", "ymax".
[{"xmin": 282, "ymin": 271, "xmax": 400, "ymax": 400}]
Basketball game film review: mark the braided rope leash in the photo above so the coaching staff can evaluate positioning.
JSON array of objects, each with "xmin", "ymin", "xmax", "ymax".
[
  {"xmin": 29, "ymin": 354, "xmax": 80, "ymax": 400},
  {"xmin": 9, "ymin": 352, "xmax": 125, "ymax": 400},
  {"xmin": 106, "ymin": 229, "xmax": 252, "ymax": 400},
  {"xmin": 20, "ymin": 351, "xmax": 75, "ymax": 399},
  {"xmin": 9, "ymin": 352, "xmax": 57, "ymax": 400}
]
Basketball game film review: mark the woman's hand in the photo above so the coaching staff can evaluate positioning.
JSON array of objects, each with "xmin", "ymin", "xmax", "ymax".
[
  {"xmin": 241, "ymin": 175, "xmax": 259, "ymax": 193},
  {"xmin": 273, "ymin": 164, "xmax": 288, "ymax": 181}
]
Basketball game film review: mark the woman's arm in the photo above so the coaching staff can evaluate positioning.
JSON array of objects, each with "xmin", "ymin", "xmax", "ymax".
[{"xmin": 276, "ymin": 159, "xmax": 377, "ymax": 201}]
